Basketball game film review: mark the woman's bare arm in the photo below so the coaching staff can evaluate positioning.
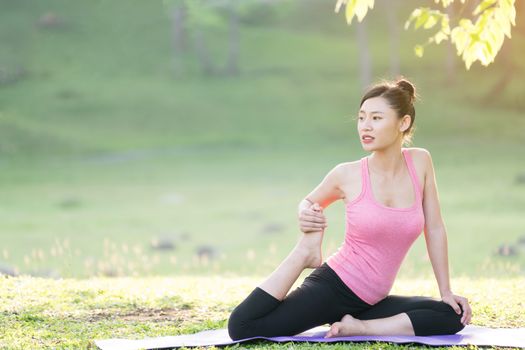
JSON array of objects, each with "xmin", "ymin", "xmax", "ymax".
[
  {"xmin": 303, "ymin": 164, "xmax": 346, "ymax": 209},
  {"xmin": 420, "ymin": 149, "xmax": 452, "ymax": 296},
  {"xmin": 297, "ymin": 164, "xmax": 345, "ymax": 233},
  {"xmin": 420, "ymin": 148, "xmax": 472, "ymax": 325}
]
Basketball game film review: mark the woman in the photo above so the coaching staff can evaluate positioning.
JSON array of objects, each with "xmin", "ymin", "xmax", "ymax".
[{"xmin": 228, "ymin": 78, "xmax": 473, "ymax": 340}]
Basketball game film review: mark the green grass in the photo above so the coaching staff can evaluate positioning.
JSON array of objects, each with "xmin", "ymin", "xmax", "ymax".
[
  {"xmin": 0, "ymin": 275, "xmax": 523, "ymax": 349},
  {"xmin": 1, "ymin": 142, "xmax": 524, "ymax": 279}
]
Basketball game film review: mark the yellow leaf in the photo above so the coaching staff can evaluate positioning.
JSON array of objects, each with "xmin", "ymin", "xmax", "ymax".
[
  {"xmin": 415, "ymin": 9, "xmax": 430, "ymax": 29},
  {"xmin": 355, "ymin": 0, "xmax": 374, "ymax": 23},
  {"xmin": 345, "ymin": 0, "xmax": 357, "ymax": 24},
  {"xmin": 424, "ymin": 15, "xmax": 438, "ymax": 29},
  {"xmin": 459, "ymin": 18, "xmax": 473, "ymax": 30},
  {"xmin": 495, "ymin": 8, "xmax": 511, "ymax": 37},
  {"xmin": 483, "ymin": 40, "xmax": 493, "ymax": 59},
  {"xmin": 343, "ymin": 0, "xmax": 374, "ymax": 24},
  {"xmin": 434, "ymin": 0, "xmax": 453, "ymax": 7},
  {"xmin": 434, "ymin": 31, "xmax": 448, "ymax": 44},
  {"xmin": 414, "ymin": 45, "xmax": 424, "ymax": 57},
  {"xmin": 334, "ymin": 0, "xmax": 347, "ymax": 13},
  {"xmin": 441, "ymin": 15, "xmax": 451, "ymax": 34},
  {"xmin": 508, "ymin": 1, "xmax": 516, "ymax": 25},
  {"xmin": 474, "ymin": 0, "xmax": 497, "ymax": 16},
  {"xmin": 404, "ymin": 8, "xmax": 422, "ymax": 30},
  {"xmin": 464, "ymin": 54, "xmax": 474, "ymax": 70},
  {"xmin": 451, "ymin": 27, "xmax": 468, "ymax": 54}
]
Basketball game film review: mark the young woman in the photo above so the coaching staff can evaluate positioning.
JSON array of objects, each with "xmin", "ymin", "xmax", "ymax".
[{"xmin": 228, "ymin": 78, "xmax": 473, "ymax": 340}]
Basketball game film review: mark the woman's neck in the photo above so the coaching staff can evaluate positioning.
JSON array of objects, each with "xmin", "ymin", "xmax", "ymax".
[{"xmin": 368, "ymin": 146, "xmax": 405, "ymax": 178}]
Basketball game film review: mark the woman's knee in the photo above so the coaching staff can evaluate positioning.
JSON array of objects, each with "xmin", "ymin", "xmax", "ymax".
[
  {"xmin": 227, "ymin": 287, "xmax": 277, "ymax": 340},
  {"xmin": 227, "ymin": 307, "xmax": 252, "ymax": 341},
  {"xmin": 442, "ymin": 304, "xmax": 465, "ymax": 334},
  {"xmin": 409, "ymin": 302, "xmax": 466, "ymax": 336}
]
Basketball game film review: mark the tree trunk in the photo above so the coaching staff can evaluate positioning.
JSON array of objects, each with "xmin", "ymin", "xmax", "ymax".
[
  {"xmin": 224, "ymin": 0, "xmax": 240, "ymax": 76},
  {"xmin": 194, "ymin": 28, "xmax": 215, "ymax": 76},
  {"xmin": 170, "ymin": 3, "xmax": 188, "ymax": 77},
  {"xmin": 355, "ymin": 20, "xmax": 372, "ymax": 90},
  {"xmin": 482, "ymin": 39, "xmax": 514, "ymax": 104},
  {"xmin": 445, "ymin": 3, "xmax": 457, "ymax": 84},
  {"xmin": 516, "ymin": 0, "xmax": 525, "ymax": 37},
  {"xmin": 384, "ymin": 0, "xmax": 400, "ymax": 78}
]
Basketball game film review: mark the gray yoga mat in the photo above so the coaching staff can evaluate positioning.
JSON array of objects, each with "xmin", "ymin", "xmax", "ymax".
[{"xmin": 95, "ymin": 325, "xmax": 525, "ymax": 349}]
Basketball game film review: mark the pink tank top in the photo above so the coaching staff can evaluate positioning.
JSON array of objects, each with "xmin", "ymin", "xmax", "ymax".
[{"xmin": 326, "ymin": 148, "xmax": 425, "ymax": 305}]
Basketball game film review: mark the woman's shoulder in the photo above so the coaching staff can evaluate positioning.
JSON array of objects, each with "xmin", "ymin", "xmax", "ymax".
[
  {"xmin": 336, "ymin": 159, "xmax": 361, "ymax": 171},
  {"xmin": 404, "ymin": 146, "xmax": 431, "ymax": 156},
  {"xmin": 404, "ymin": 147, "xmax": 432, "ymax": 164},
  {"xmin": 333, "ymin": 159, "xmax": 362, "ymax": 182},
  {"xmin": 403, "ymin": 147, "xmax": 432, "ymax": 185}
]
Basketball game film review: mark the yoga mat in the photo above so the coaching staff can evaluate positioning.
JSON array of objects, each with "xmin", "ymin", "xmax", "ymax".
[{"xmin": 95, "ymin": 325, "xmax": 525, "ymax": 350}]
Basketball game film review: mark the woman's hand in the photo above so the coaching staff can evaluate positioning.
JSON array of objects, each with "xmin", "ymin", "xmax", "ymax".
[
  {"xmin": 298, "ymin": 202, "xmax": 327, "ymax": 233},
  {"xmin": 441, "ymin": 291, "xmax": 472, "ymax": 326}
]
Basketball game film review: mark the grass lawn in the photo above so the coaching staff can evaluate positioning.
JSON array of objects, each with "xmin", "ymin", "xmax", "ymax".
[{"xmin": 0, "ymin": 275, "xmax": 523, "ymax": 349}]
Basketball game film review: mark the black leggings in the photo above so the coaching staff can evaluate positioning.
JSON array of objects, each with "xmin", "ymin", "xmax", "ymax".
[{"xmin": 228, "ymin": 263, "xmax": 465, "ymax": 340}]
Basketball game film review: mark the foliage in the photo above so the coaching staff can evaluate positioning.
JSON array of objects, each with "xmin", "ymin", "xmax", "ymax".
[
  {"xmin": 335, "ymin": 0, "xmax": 517, "ymax": 70},
  {"xmin": 334, "ymin": 0, "xmax": 374, "ymax": 25}
]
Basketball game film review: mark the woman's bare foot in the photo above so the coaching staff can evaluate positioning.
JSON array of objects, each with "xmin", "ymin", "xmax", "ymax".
[
  {"xmin": 296, "ymin": 203, "xmax": 325, "ymax": 268},
  {"xmin": 296, "ymin": 230, "xmax": 323, "ymax": 268},
  {"xmin": 324, "ymin": 314, "xmax": 367, "ymax": 338}
]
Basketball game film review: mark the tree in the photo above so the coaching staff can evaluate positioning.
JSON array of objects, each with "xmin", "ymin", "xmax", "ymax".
[
  {"xmin": 164, "ymin": 0, "xmax": 291, "ymax": 77},
  {"xmin": 169, "ymin": 1, "xmax": 189, "ymax": 77},
  {"xmin": 379, "ymin": 0, "xmax": 401, "ymax": 77},
  {"xmin": 224, "ymin": 0, "xmax": 240, "ymax": 76},
  {"xmin": 355, "ymin": 20, "xmax": 372, "ymax": 89},
  {"xmin": 335, "ymin": 0, "xmax": 517, "ymax": 70},
  {"xmin": 162, "ymin": 0, "xmax": 242, "ymax": 76}
]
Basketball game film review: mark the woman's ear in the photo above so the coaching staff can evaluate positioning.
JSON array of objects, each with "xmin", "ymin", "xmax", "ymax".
[{"xmin": 400, "ymin": 114, "xmax": 411, "ymax": 133}]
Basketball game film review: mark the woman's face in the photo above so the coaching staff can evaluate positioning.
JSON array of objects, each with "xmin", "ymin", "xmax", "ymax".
[{"xmin": 357, "ymin": 96, "xmax": 409, "ymax": 152}]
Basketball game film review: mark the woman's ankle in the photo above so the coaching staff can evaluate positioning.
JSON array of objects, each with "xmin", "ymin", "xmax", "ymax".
[{"xmin": 295, "ymin": 231, "xmax": 323, "ymax": 268}]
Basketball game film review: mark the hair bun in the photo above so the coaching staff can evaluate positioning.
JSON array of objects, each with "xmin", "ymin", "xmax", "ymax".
[{"xmin": 396, "ymin": 79, "xmax": 416, "ymax": 102}]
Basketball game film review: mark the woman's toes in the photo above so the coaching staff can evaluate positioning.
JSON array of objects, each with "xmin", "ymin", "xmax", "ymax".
[
  {"xmin": 324, "ymin": 323, "xmax": 340, "ymax": 338},
  {"xmin": 326, "ymin": 314, "xmax": 366, "ymax": 337}
]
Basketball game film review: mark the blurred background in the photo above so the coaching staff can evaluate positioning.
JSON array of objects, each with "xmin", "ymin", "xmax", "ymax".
[{"xmin": 0, "ymin": 0, "xmax": 524, "ymax": 280}]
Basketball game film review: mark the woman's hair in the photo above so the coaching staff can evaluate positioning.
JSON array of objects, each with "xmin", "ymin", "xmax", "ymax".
[{"xmin": 359, "ymin": 78, "xmax": 418, "ymax": 146}]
